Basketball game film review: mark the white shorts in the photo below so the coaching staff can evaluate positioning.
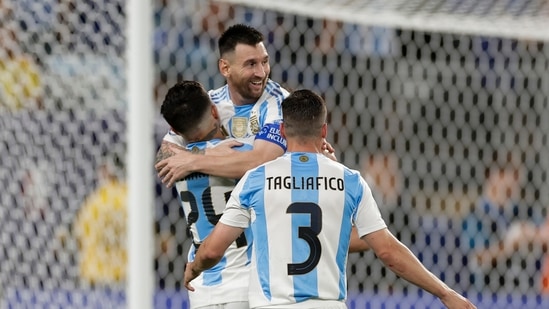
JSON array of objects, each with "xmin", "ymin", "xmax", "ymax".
[{"xmin": 195, "ymin": 301, "xmax": 249, "ymax": 309}]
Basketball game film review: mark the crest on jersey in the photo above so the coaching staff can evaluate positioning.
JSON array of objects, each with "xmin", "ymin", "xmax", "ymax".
[
  {"xmin": 299, "ymin": 155, "xmax": 309, "ymax": 162},
  {"xmin": 190, "ymin": 146, "xmax": 200, "ymax": 154},
  {"xmin": 231, "ymin": 117, "xmax": 248, "ymax": 138},
  {"xmin": 249, "ymin": 110, "xmax": 260, "ymax": 135}
]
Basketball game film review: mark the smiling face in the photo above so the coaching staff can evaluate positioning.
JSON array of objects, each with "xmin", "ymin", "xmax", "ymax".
[{"xmin": 219, "ymin": 42, "xmax": 270, "ymax": 106}]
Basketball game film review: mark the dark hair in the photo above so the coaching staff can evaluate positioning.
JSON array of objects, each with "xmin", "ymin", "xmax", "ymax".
[
  {"xmin": 160, "ymin": 80, "xmax": 211, "ymax": 135},
  {"xmin": 218, "ymin": 24, "xmax": 264, "ymax": 57},
  {"xmin": 281, "ymin": 89, "xmax": 326, "ymax": 138}
]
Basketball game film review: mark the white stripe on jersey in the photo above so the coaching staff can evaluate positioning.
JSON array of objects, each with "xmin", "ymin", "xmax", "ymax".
[{"xmin": 220, "ymin": 152, "xmax": 386, "ymax": 308}]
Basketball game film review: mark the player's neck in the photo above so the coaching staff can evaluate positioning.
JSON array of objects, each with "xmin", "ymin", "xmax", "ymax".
[
  {"xmin": 228, "ymin": 85, "xmax": 258, "ymax": 106},
  {"xmin": 285, "ymin": 139, "xmax": 322, "ymax": 154}
]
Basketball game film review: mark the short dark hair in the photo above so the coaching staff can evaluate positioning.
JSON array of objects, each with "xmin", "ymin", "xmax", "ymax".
[
  {"xmin": 281, "ymin": 89, "xmax": 327, "ymax": 138},
  {"xmin": 218, "ymin": 24, "xmax": 264, "ymax": 57},
  {"xmin": 161, "ymin": 80, "xmax": 211, "ymax": 135}
]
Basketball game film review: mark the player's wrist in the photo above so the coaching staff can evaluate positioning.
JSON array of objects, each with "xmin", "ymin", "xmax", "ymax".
[
  {"xmin": 189, "ymin": 262, "xmax": 204, "ymax": 276},
  {"xmin": 190, "ymin": 155, "xmax": 208, "ymax": 173}
]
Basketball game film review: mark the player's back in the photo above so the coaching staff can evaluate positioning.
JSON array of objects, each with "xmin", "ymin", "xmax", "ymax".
[
  {"xmin": 175, "ymin": 138, "xmax": 253, "ymax": 308},
  {"xmin": 242, "ymin": 152, "xmax": 364, "ymax": 307}
]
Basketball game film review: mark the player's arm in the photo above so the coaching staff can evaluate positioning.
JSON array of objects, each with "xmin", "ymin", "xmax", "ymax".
[
  {"xmin": 184, "ymin": 222, "xmax": 244, "ymax": 291},
  {"xmin": 349, "ymin": 226, "xmax": 369, "ymax": 253},
  {"xmin": 363, "ymin": 228, "xmax": 476, "ymax": 308},
  {"xmin": 157, "ymin": 138, "xmax": 284, "ymax": 187},
  {"xmin": 155, "ymin": 139, "xmax": 185, "ymax": 165}
]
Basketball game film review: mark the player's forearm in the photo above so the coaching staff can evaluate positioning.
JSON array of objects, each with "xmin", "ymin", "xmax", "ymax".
[
  {"xmin": 377, "ymin": 241, "xmax": 451, "ymax": 299},
  {"xmin": 191, "ymin": 251, "xmax": 223, "ymax": 274},
  {"xmin": 197, "ymin": 147, "xmax": 280, "ymax": 178},
  {"xmin": 195, "ymin": 152, "xmax": 259, "ymax": 178},
  {"xmin": 191, "ymin": 223, "xmax": 244, "ymax": 273},
  {"xmin": 155, "ymin": 141, "xmax": 182, "ymax": 165}
]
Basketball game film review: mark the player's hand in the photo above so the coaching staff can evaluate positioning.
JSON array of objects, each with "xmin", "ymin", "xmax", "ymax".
[
  {"xmin": 322, "ymin": 139, "xmax": 337, "ymax": 161},
  {"xmin": 184, "ymin": 262, "xmax": 201, "ymax": 292},
  {"xmin": 155, "ymin": 151, "xmax": 196, "ymax": 188},
  {"xmin": 439, "ymin": 289, "xmax": 477, "ymax": 308},
  {"xmin": 207, "ymin": 139, "xmax": 243, "ymax": 156},
  {"xmin": 155, "ymin": 141, "xmax": 185, "ymax": 165}
]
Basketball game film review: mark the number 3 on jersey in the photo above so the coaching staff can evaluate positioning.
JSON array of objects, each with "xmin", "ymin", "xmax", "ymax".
[{"xmin": 286, "ymin": 202, "xmax": 322, "ymax": 275}]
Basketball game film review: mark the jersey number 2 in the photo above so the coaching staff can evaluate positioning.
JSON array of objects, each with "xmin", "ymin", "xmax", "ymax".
[{"xmin": 181, "ymin": 188, "xmax": 247, "ymax": 248}]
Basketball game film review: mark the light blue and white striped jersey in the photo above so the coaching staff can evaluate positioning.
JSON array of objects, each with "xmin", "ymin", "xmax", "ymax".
[
  {"xmin": 175, "ymin": 138, "xmax": 253, "ymax": 308},
  {"xmin": 220, "ymin": 152, "xmax": 387, "ymax": 308},
  {"xmin": 163, "ymin": 79, "xmax": 289, "ymax": 151}
]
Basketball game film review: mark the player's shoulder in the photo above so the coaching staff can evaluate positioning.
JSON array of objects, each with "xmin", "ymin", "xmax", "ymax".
[
  {"xmin": 208, "ymin": 84, "xmax": 230, "ymax": 104},
  {"xmin": 319, "ymin": 155, "xmax": 363, "ymax": 178},
  {"xmin": 264, "ymin": 79, "xmax": 290, "ymax": 99},
  {"xmin": 185, "ymin": 139, "xmax": 225, "ymax": 152}
]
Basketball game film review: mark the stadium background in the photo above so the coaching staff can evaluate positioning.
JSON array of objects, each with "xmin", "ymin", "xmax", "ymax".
[{"xmin": 1, "ymin": 0, "xmax": 548, "ymax": 308}]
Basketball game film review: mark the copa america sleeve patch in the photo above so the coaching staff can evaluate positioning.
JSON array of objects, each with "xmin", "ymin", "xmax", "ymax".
[{"xmin": 255, "ymin": 123, "xmax": 287, "ymax": 151}]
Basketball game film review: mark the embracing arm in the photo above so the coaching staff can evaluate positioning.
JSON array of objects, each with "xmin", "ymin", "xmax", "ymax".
[
  {"xmin": 199, "ymin": 139, "xmax": 284, "ymax": 177},
  {"xmin": 364, "ymin": 228, "xmax": 476, "ymax": 308},
  {"xmin": 155, "ymin": 140, "xmax": 185, "ymax": 165},
  {"xmin": 156, "ymin": 139, "xmax": 284, "ymax": 187},
  {"xmin": 184, "ymin": 222, "xmax": 244, "ymax": 291}
]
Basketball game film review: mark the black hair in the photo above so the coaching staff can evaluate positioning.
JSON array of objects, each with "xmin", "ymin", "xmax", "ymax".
[
  {"xmin": 218, "ymin": 24, "xmax": 264, "ymax": 57},
  {"xmin": 160, "ymin": 80, "xmax": 211, "ymax": 135}
]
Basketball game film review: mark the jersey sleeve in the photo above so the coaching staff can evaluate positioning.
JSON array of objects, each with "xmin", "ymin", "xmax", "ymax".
[
  {"xmin": 353, "ymin": 176, "xmax": 387, "ymax": 238},
  {"xmin": 161, "ymin": 129, "xmax": 186, "ymax": 147},
  {"xmin": 219, "ymin": 170, "xmax": 253, "ymax": 229},
  {"xmin": 255, "ymin": 122, "xmax": 287, "ymax": 151}
]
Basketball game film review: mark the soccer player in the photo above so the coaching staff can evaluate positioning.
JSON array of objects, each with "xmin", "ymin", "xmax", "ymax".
[
  {"xmin": 160, "ymin": 80, "xmax": 253, "ymax": 309},
  {"xmin": 155, "ymin": 23, "xmax": 291, "ymax": 184},
  {"xmin": 184, "ymin": 90, "xmax": 477, "ymax": 309}
]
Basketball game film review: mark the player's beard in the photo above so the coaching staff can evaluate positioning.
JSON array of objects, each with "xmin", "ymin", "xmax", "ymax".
[{"xmin": 235, "ymin": 76, "xmax": 267, "ymax": 102}]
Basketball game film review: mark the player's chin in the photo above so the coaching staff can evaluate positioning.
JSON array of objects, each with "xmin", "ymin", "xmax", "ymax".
[
  {"xmin": 249, "ymin": 81, "xmax": 264, "ymax": 94},
  {"xmin": 247, "ymin": 89, "xmax": 263, "ymax": 102}
]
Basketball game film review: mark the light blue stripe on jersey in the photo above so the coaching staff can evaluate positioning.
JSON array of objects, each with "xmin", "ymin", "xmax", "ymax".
[
  {"xmin": 336, "ymin": 170, "xmax": 362, "ymax": 299},
  {"xmin": 290, "ymin": 154, "xmax": 319, "ymax": 302},
  {"xmin": 185, "ymin": 171, "xmax": 228, "ymax": 286},
  {"xmin": 239, "ymin": 166, "xmax": 271, "ymax": 300},
  {"xmin": 189, "ymin": 247, "xmax": 227, "ymax": 286}
]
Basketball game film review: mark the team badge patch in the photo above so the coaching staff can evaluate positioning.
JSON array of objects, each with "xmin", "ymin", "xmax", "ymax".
[
  {"xmin": 299, "ymin": 155, "xmax": 309, "ymax": 162},
  {"xmin": 231, "ymin": 117, "xmax": 248, "ymax": 138},
  {"xmin": 249, "ymin": 110, "xmax": 260, "ymax": 135}
]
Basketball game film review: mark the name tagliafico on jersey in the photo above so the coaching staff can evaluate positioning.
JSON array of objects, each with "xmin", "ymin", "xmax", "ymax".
[{"xmin": 256, "ymin": 122, "xmax": 287, "ymax": 151}]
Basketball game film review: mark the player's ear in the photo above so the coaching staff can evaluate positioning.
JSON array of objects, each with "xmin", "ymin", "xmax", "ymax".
[
  {"xmin": 170, "ymin": 127, "xmax": 182, "ymax": 137},
  {"xmin": 280, "ymin": 122, "xmax": 286, "ymax": 139},
  {"xmin": 321, "ymin": 123, "xmax": 327, "ymax": 138},
  {"xmin": 219, "ymin": 58, "xmax": 230, "ymax": 77},
  {"xmin": 211, "ymin": 104, "xmax": 219, "ymax": 120}
]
